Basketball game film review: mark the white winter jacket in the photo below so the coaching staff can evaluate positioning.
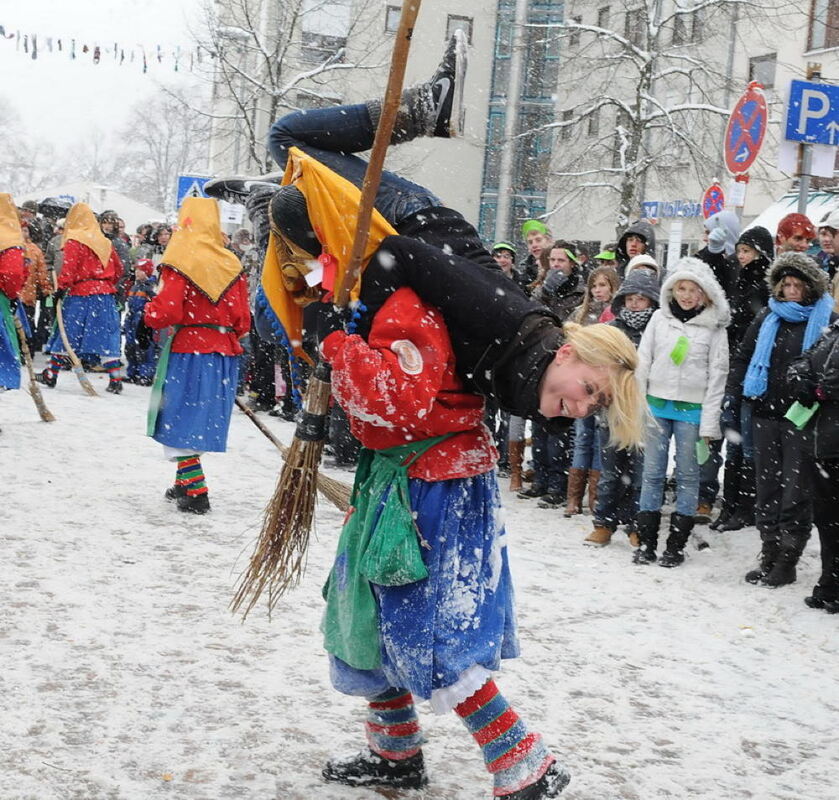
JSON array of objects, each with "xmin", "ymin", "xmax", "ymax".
[{"xmin": 636, "ymin": 257, "xmax": 730, "ymax": 438}]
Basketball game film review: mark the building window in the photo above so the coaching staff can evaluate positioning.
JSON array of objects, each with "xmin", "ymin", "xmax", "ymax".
[
  {"xmin": 689, "ymin": 7, "xmax": 704, "ymax": 43},
  {"xmin": 809, "ymin": 0, "xmax": 839, "ymax": 50},
  {"xmin": 447, "ymin": 14, "xmax": 473, "ymax": 44},
  {"xmin": 749, "ymin": 53, "xmax": 777, "ymax": 89},
  {"xmin": 385, "ymin": 5, "xmax": 401, "ymax": 33},
  {"xmin": 588, "ymin": 107, "xmax": 600, "ymax": 137},
  {"xmin": 624, "ymin": 9, "xmax": 644, "ymax": 47},
  {"xmin": 301, "ymin": 31, "xmax": 347, "ymax": 65},
  {"xmin": 597, "ymin": 6, "xmax": 609, "ymax": 28},
  {"xmin": 569, "ymin": 15, "xmax": 582, "ymax": 46},
  {"xmin": 560, "ymin": 109, "xmax": 574, "ymax": 141}
]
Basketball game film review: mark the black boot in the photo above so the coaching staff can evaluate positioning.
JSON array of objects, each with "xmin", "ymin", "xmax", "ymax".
[
  {"xmin": 804, "ymin": 584, "xmax": 837, "ymax": 609},
  {"xmin": 632, "ymin": 510, "xmax": 661, "ymax": 564},
  {"xmin": 762, "ymin": 531, "xmax": 808, "ymax": 587},
  {"xmin": 35, "ymin": 368, "xmax": 57, "ymax": 388},
  {"xmin": 368, "ymin": 31, "xmax": 468, "ymax": 142},
  {"xmin": 322, "ymin": 749, "xmax": 427, "ymax": 790},
  {"xmin": 501, "ymin": 760, "xmax": 571, "ymax": 799},
  {"xmin": 165, "ymin": 485, "xmax": 186, "ymax": 501},
  {"xmin": 106, "ymin": 378, "xmax": 123, "ymax": 394},
  {"xmin": 518, "ymin": 485, "xmax": 548, "ymax": 500},
  {"xmin": 177, "ymin": 492, "xmax": 210, "ymax": 515},
  {"xmin": 745, "ymin": 536, "xmax": 780, "ymax": 584},
  {"xmin": 537, "ymin": 491, "xmax": 566, "ymax": 509},
  {"xmin": 722, "ymin": 460, "xmax": 757, "ymax": 530},
  {"xmin": 659, "ymin": 512, "xmax": 694, "ymax": 568}
]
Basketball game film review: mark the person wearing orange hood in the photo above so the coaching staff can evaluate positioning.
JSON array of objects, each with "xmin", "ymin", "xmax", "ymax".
[
  {"xmin": 0, "ymin": 194, "xmax": 28, "ymax": 392},
  {"xmin": 775, "ymin": 213, "xmax": 816, "ymax": 254},
  {"xmin": 142, "ymin": 198, "xmax": 250, "ymax": 514},
  {"xmin": 38, "ymin": 202, "xmax": 124, "ymax": 392}
]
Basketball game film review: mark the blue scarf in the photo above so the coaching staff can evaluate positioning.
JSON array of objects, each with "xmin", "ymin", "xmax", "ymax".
[{"xmin": 743, "ymin": 294, "xmax": 834, "ymax": 398}]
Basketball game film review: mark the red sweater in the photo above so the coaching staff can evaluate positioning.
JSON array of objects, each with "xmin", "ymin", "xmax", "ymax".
[
  {"xmin": 143, "ymin": 266, "xmax": 250, "ymax": 356},
  {"xmin": 59, "ymin": 239, "xmax": 122, "ymax": 296},
  {"xmin": 322, "ymin": 287, "xmax": 497, "ymax": 481},
  {"xmin": 0, "ymin": 247, "xmax": 26, "ymax": 300}
]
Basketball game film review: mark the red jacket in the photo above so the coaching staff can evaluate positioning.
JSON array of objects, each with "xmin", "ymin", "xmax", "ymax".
[
  {"xmin": 143, "ymin": 266, "xmax": 250, "ymax": 356},
  {"xmin": 0, "ymin": 247, "xmax": 26, "ymax": 300},
  {"xmin": 322, "ymin": 287, "xmax": 497, "ymax": 481},
  {"xmin": 59, "ymin": 239, "xmax": 121, "ymax": 296}
]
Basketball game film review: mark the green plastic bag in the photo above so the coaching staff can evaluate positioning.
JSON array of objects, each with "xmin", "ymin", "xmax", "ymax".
[
  {"xmin": 784, "ymin": 401, "xmax": 820, "ymax": 431},
  {"xmin": 670, "ymin": 335, "xmax": 690, "ymax": 366},
  {"xmin": 695, "ymin": 438, "xmax": 710, "ymax": 465}
]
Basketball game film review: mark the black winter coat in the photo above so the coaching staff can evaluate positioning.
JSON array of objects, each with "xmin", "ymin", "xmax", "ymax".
[
  {"xmin": 537, "ymin": 268, "xmax": 585, "ymax": 323},
  {"xmin": 695, "ymin": 247, "xmax": 738, "ymax": 299},
  {"xmin": 728, "ymin": 257, "xmax": 771, "ymax": 346},
  {"xmin": 788, "ymin": 320, "xmax": 839, "ymax": 460},
  {"xmin": 727, "ymin": 308, "xmax": 839, "ymax": 418}
]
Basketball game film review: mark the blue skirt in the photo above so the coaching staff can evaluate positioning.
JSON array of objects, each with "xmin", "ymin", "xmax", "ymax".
[
  {"xmin": 45, "ymin": 294, "xmax": 121, "ymax": 358},
  {"xmin": 152, "ymin": 352, "xmax": 239, "ymax": 452},
  {"xmin": 0, "ymin": 312, "xmax": 20, "ymax": 390},
  {"xmin": 329, "ymin": 472, "xmax": 519, "ymax": 701}
]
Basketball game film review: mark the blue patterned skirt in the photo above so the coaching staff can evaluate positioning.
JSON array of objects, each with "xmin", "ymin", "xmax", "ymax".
[{"xmin": 45, "ymin": 294, "xmax": 121, "ymax": 359}]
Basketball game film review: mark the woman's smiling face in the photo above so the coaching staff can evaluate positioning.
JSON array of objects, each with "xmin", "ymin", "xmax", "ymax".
[{"xmin": 538, "ymin": 344, "xmax": 611, "ymax": 418}]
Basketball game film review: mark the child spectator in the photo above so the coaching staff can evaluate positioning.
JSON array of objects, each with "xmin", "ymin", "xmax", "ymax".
[
  {"xmin": 633, "ymin": 258, "xmax": 729, "ymax": 567},
  {"xmin": 123, "ymin": 258, "xmax": 159, "ymax": 385},
  {"xmin": 583, "ymin": 268, "xmax": 660, "ymax": 546},
  {"xmin": 565, "ymin": 267, "xmax": 620, "ymax": 516}
]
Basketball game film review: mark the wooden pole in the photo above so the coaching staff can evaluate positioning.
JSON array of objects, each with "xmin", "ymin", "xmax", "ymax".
[
  {"xmin": 14, "ymin": 315, "xmax": 55, "ymax": 422},
  {"xmin": 49, "ymin": 270, "xmax": 98, "ymax": 397}
]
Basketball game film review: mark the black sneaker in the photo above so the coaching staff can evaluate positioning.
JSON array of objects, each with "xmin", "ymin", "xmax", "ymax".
[
  {"xmin": 430, "ymin": 30, "xmax": 468, "ymax": 137},
  {"xmin": 632, "ymin": 547, "xmax": 657, "ymax": 565},
  {"xmin": 165, "ymin": 485, "xmax": 186, "ymax": 501},
  {"xmin": 35, "ymin": 368, "xmax": 56, "ymax": 388},
  {"xmin": 517, "ymin": 485, "xmax": 548, "ymax": 500},
  {"xmin": 177, "ymin": 492, "xmax": 210, "ymax": 515},
  {"xmin": 537, "ymin": 492, "xmax": 565, "ymax": 509},
  {"xmin": 106, "ymin": 379, "xmax": 123, "ymax": 394},
  {"xmin": 203, "ymin": 175, "xmax": 282, "ymax": 205},
  {"xmin": 658, "ymin": 549, "xmax": 685, "ymax": 568},
  {"xmin": 322, "ymin": 749, "xmax": 427, "ymax": 790},
  {"xmin": 501, "ymin": 761, "xmax": 571, "ymax": 799}
]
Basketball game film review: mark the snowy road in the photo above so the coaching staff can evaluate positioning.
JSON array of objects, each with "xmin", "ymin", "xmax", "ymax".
[{"xmin": 1, "ymin": 366, "xmax": 836, "ymax": 800}]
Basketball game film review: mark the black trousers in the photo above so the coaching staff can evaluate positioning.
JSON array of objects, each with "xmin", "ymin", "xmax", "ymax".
[
  {"xmin": 752, "ymin": 416, "xmax": 813, "ymax": 552},
  {"xmin": 812, "ymin": 459, "xmax": 839, "ymax": 596}
]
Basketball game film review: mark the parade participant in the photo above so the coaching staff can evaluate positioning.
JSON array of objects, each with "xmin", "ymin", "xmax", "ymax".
[
  {"xmin": 142, "ymin": 198, "xmax": 250, "ymax": 515},
  {"xmin": 123, "ymin": 258, "xmax": 159, "ymax": 385},
  {"xmin": 38, "ymin": 202, "xmax": 125, "ymax": 393},
  {"xmin": 0, "ymin": 194, "xmax": 28, "ymax": 395}
]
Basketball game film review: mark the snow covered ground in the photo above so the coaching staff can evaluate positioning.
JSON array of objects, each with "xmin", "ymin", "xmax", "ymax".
[{"xmin": 2, "ymin": 363, "xmax": 837, "ymax": 800}]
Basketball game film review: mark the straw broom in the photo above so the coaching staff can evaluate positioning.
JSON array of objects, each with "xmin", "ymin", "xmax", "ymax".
[
  {"xmin": 231, "ymin": 0, "xmax": 423, "ymax": 619},
  {"xmin": 49, "ymin": 270, "xmax": 98, "ymax": 397},
  {"xmin": 234, "ymin": 397, "xmax": 351, "ymax": 511},
  {"xmin": 14, "ymin": 315, "xmax": 56, "ymax": 422}
]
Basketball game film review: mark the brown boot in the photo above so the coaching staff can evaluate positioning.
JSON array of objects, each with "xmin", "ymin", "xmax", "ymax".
[
  {"xmin": 586, "ymin": 469, "xmax": 601, "ymax": 514},
  {"xmin": 583, "ymin": 525, "xmax": 613, "ymax": 547},
  {"xmin": 508, "ymin": 440, "xmax": 524, "ymax": 493},
  {"xmin": 564, "ymin": 468, "xmax": 587, "ymax": 517},
  {"xmin": 627, "ymin": 530, "xmax": 641, "ymax": 548}
]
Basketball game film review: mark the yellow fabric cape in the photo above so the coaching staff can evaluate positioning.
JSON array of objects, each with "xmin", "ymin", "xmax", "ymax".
[
  {"xmin": 62, "ymin": 202, "xmax": 113, "ymax": 268},
  {"xmin": 0, "ymin": 194, "xmax": 25, "ymax": 253},
  {"xmin": 160, "ymin": 197, "xmax": 243, "ymax": 303},
  {"xmin": 261, "ymin": 146, "xmax": 397, "ymax": 363}
]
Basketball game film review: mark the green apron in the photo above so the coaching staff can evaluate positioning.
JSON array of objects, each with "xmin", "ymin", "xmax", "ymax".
[
  {"xmin": 0, "ymin": 295, "xmax": 20, "ymax": 362},
  {"xmin": 321, "ymin": 434, "xmax": 453, "ymax": 671},
  {"xmin": 146, "ymin": 323, "xmax": 229, "ymax": 437}
]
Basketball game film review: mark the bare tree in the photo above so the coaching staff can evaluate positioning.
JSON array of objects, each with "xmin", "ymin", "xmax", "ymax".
[
  {"xmin": 183, "ymin": 0, "xmax": 386, "ymax": 175},
  {"xmin": 0, "ymin": 96, "xmax": 64, "ymax": 195},
  {"xmin": 113, "ymin": 89, "xmax": 211, "ymax": 213},
  {"xmin": 529, "ymin": 0, "xmax": 805, "ymax": 236}
]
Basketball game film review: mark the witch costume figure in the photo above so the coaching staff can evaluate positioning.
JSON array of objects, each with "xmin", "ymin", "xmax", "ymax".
[
  {"xmin": 0, "ymin": 194, "xmax": 28, "ymax": 395},
  {"xmin": 38, "ymin": 202, "xmax": 124, "ymax": 393},
  {"xmin": 143, "ymin": 197, "xmax": 250, "ymax": 514}
]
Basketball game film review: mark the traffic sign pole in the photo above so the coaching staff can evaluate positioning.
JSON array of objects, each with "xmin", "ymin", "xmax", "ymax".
[
  {"xmin": 723, "ymin": 82, "xmax": 768, "ymax": 221},
  {"xmin": 798, "ymin": 64, "xmax": 822, "ymax": 215}
]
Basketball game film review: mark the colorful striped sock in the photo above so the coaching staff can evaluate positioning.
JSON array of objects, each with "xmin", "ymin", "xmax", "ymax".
[
  {"xmin": 102, "ymin": 358, "xmax": 122, "ymax": 382},
  {"xmin": 365, "ymin": 688, "xmax": 423, "ymax": 761},
  {"xmin": 455, "ymin": 680, "xmax": 555, "ymax": 797},
  {"xmin": 177, "ymin": 455, "xmax": 207, "ymax": 497},
  {"xmin": 48, "ymin": 355, "xmax": 67, "ymax": 377}
]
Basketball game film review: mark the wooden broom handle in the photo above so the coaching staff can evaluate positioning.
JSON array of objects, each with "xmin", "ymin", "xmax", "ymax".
[{"xmin": 335, "ymin": 0, "xmax": 423, "ymax": 308}]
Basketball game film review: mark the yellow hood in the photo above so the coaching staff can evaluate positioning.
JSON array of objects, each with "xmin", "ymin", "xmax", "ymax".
[
  {"xmin": 0, "ymin": 194, "xmax": 25, "ymax": 253},
  {"xmin": 261, "ymin": 146, "xmax": 397, "ymax": 362},
  {"xmin": 62, "ymin": 203, "xmax": 113, "ymax": 268},
  {"xmin": 161, "ymin": 197, "xmax": 243, "ymax": 303}
]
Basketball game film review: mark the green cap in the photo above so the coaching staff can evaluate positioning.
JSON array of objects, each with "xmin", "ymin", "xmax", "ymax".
[
  {"xmin": 521, "ymin": 219, "xmax": 548, "ymax": 237},
  {"xmin": 595, "ymin": 250, "xmax": 616, "ymax": 260},
  {"xmin": 492, "ymin": 241, "xmax": 517, "ymax": 254}
]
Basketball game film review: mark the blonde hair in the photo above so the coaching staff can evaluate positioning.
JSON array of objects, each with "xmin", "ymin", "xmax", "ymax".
[{"xmin": 563, "ymin": 322, "xmax": 645, "ymax": 450}]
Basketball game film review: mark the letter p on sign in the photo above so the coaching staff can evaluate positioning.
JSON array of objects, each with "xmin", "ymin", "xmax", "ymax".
[{"xmin": 797, "ymin": 89, "xmax": 830, "ymax": 134}]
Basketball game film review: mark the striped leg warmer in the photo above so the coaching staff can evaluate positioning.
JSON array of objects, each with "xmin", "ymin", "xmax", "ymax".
[
  {"xmin": 365, "ymin": 688, "xmax": 423, "ymax": 760},
  {"xmin": 47, "ymin": 354, "xmax": 68, "ymax": 378},
  {"xmin": 455, "ymin": 680, "xmax": 555, "ymax": 797},
  {"xmin": 102, "ymin": 358, "xmax": 122, "ymax": 384},
  {"xmin": 176, "ymin": 456, "xmax": 208, "ymax": 497}
]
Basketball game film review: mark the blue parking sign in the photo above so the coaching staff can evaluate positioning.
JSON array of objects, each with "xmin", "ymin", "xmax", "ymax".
[{"xmin": 785, "ymin": 80, "xmax": 839, "ymax": 146}]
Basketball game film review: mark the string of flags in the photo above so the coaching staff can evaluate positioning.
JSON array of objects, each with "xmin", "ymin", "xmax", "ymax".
[{"xmin": 0, "ymin": 23, "xmax": 216, "ymax": 73}]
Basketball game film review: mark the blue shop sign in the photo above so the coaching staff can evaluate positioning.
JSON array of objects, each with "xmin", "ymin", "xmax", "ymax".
[{"xmin": 641, "ymin": 200, "xmax": 701, "ymax": 219}]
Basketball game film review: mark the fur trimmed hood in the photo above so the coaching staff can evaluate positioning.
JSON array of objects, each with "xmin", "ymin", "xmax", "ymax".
[
  {"xmin": 660, "ymin": 256, "xmax": 730, "ymax": 328},
  {"xmin": 766, "ymin": 252, "xmax": 829, "ymax": 297}
]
